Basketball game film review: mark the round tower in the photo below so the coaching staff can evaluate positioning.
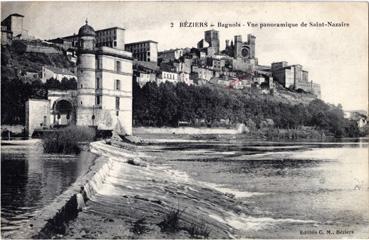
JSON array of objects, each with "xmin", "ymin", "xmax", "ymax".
[{"xmin": 76, "ymin": 20, "xmax": 97, "ymax": 126}]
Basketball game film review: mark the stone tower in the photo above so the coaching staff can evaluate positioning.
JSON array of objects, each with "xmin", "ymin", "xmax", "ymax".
[
  {"xmin": 204, "ymin": 30, "xmax": 219, "ymax": 56},
  {"xmin": 234, "ymin": 35, "xmax": 242, "ymax": 58},
  {"xmin": 76, "ymin": 20, "xmax": 97, "ymax": 126}
]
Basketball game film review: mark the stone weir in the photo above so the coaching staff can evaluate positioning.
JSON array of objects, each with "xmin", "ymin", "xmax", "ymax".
[{"xmin": 13, "ymin": 140, "xmax": 246, "ymax": 239}]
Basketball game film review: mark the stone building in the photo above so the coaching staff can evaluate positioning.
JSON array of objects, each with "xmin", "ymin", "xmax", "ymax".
[
  {"xmin": 197, "ymin": 30, "xmax": 220, "ymax": 57},
  {"xmin": 125, "ymin": 40, "xmax": 158, "ymax": 62},
  {"xmin": 41, "ymin": 66, "xmax": 76, "ymax": 82},
  {"xmin": 26, "ymin": 21, "xmax": 133, "ymax": 136},
  {"xmin": 271, "ymin": 61, "xmax": 321, "ymax": 97},
  {"xmin": 76, "ymin": 21, "xmax": 133, "ymax": 134},
  {"xmin": 25, "ymin": 99, "xmax": 50, "ymax": 137},
  {"xmin": 1, "ymin": 13, "xmax": 32, "ymax": 44},
  {"xmin": 48, "ymin": 26, "xmax": 126, "ymax": 50},
  {"xmin": 158, "ymin": 48, "xmax": 184, "ymax": 63}
]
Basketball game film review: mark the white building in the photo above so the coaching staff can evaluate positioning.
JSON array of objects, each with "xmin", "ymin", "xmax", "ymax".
[
  {"xmin": 41, "ymin": 65, "xmax": 76, "ymax": 82},
  {"xmin": 159, "ymin": 71, "xmax": 179, "ymax": 84}
]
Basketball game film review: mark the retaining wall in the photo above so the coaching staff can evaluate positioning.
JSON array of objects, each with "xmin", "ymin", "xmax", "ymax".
[{"xmin": 12, "ymin": 141, "xmax": 113, "ymax": 239}]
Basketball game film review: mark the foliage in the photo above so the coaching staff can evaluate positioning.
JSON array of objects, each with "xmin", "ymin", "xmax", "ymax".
[
  {"xmin": 130, "ymin": 218, "xmax": 149, "ymax": 235},
  {"xmin": 45, "ymin": 77, "xmax": 77, "ymax": 90},
  {"xmin": 158, "ymin": 207, "xmax": 185, "ymax": 233},
  {"xmin": 187, "ymin": 222, "xmax": 211, "ymax": 239},
  {"xmin": 42, "ymin": 126, "xmax": 95, "ymax": 154},
  {"xmin": 1, "ymin": 44, "xmax": 76, "ymax": 125},
  {"xmin": 133, "ymin": 80, "xmax": 361, "ymax": 138},
  {"xmin": 1, "ymin": 77, "xmax": 47, "ymax": 124}
]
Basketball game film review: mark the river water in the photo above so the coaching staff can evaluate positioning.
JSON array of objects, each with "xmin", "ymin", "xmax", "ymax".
[
  {"xmin": 2, "ymin": 138, "xmax": 368, "ymax": 239},
  {"xmin": 0, "ymin": 140, "xmax": 96, "ymax": 237},
  {"xmin": 141, "ymin": 137, "xmax": 369, "ymax": 238}
]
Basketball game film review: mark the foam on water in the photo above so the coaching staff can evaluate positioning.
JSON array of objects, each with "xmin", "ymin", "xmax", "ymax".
[{"xmin": 209, "ymin": 212, "xmax": 317, "ymax": 231}]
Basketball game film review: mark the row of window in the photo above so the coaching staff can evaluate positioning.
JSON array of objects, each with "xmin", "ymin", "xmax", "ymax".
[
  {"xmin": 96, "ymin": 41, "xmax": 117, "ymax": 48},
  {"xmin": 80, "ymin": 79, "xmax": 121, "ymax": 90},
  {"xmin": 96, "ymin": 30, "xmax": 117, "ymax": 37},
  {"xmin": 95, "ymin": 60, "xmax": 122, "ymax": 72},
  {"xmin": 96, "ymin": 35, "xmax": 117, "ymax": 41},
  {"xmin": 83, "ymin": 96, "xmax": 120, "ymax": 111},
  {"xmin": 126, "ymin": 42, "xmax": 151, "ymax": 49},
  {"xmin": 163, "ymin": 73, "xmax": 177, "ymax": 80}
]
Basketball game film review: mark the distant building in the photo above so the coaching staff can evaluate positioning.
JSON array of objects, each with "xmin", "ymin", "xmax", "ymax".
[
  {"xmin": 136, "ymin": 72, "xmax": 156, "ymax": 87},
  {"xmin": 159, "ymin": 71, "xmax": 179, "ymax": 84},
  {"xmin": 125, "ymin": 40, "xmax": 158, "ymax": 62},
  {"xmin": 197, "ymin": 30, "xmax": 220, "ymax": 57},
  {"xmin": 158, "ymin": 48, "xmax": 184, "ymax": 62},
  {"xmin": 41, "ymin": 66, "xmax": 76, "ymax": 82},
  {"xmin": 192, "ymin": 66, "xmax": 214, "ymax": 81},
  {"xmin": 1, "ymin": 13, "xmax": 32, "ymax": 44},
  {"xmin": 48, "ymin": 26, "xmax": 126, "ymax": 50},
  {"xmin": 271, "ymin": 61, "xmax": 321, "ymax": 97}
]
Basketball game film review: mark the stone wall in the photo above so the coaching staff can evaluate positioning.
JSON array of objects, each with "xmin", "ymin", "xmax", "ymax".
[{"xmin": 25, "ymin": 99, "xmax": 50, "ymax": 137}]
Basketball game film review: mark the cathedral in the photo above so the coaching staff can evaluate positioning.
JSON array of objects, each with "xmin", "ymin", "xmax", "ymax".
[{"xmin": 26, "ymin": 21, "xmax": 133, "ymax": 136}]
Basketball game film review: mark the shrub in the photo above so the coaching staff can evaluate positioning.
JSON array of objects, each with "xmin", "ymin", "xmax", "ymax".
[
  {"xmin": 130, "ymin": 218, "xmax": 149, "ymax": 235},
  {"xmin": 188, "ymin": 222, "xmax": 211, "ymax": 239},
  {"xmin": 158, "ymin": 207, "xmax": 185, "ymax": 233},
  {"xmin": 42, "ymin": 126, "xmax": 95, "ymax": 154}
]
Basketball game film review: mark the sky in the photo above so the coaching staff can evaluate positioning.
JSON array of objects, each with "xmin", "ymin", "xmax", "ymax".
[{"xmin": 1, "ymin": 1, "xmax": 368, "ymax": 111}]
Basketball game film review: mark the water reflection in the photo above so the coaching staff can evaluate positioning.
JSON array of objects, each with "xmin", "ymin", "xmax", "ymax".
[{"xmin": 1, "ymin": 140, "xmax": 96, "ymax": 235}]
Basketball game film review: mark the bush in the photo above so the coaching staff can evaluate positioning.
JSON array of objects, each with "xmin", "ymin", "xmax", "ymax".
[
  {"xmin": 42, "ymin": 126, "xmax": 95, "ymax": 154},
  {"xmin": 188, "ymin": 222, "xmax": 211, "ymax": 239},
  {"xmin": 130, "ymin": 218, "xmax": 149, "ymax": 235},
  {"xmin": 158, "ymin": 207, "xmax": 185, "ymax": 233}
]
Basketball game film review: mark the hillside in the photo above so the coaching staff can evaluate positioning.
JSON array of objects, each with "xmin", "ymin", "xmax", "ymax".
[
  {"xmin": 1, "ymin": 42, "xmax": 75, "ymax": 125},
  {"xmin": 132, "ymin": 81, "xmax": 360, "ymax": 137},
  {"xmin": 1, "ymin": 42, "xmax": 75, "ymax": 81}
]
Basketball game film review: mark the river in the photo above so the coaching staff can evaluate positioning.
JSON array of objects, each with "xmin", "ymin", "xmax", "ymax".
[
  {"xmin": 2, "ymin": 138, "xmax": 368, "ymax": 239},
  {"xmin": 139, "ymin": 137, "xmax": 369, "ymax": 238},
  {"xmin": 0, "ymin": 140, "xmax": 97, "ymax": 238}
]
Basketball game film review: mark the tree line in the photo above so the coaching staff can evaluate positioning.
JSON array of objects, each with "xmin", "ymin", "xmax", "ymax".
[{"xmin": 133, "ymin": 80, "xmax": 360, "ymax": 137}]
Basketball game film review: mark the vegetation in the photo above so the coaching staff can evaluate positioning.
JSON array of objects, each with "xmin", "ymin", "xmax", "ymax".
[
  {"xmin": 42, "ymin": 126, "xmax": 95, "ymax": 154},
  {"xmin": 1, "ymin": 44, "xmax": 76, "ymax": 125},
  {"xmin": 188, "ymin": 222, "xmax": 211, "ymax": 239},
  {"xmin": 133, "ymin": 80, "xmax": 361, "ymax": 138},
  {"xmin": 158, "ymin": 207, "xmax": 185, "ymax": 233},
  {"xmin": 130, "ymin": 218, "xmax": 149, "ymax": 235}
]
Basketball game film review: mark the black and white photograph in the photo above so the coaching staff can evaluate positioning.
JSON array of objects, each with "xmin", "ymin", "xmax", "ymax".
[{"xmin": 1, "ymin": 1, "xmax": 368, "ymax": 239}]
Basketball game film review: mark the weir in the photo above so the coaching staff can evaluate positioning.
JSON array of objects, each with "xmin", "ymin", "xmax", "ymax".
[{"xmin": 13, "ymin": 140, "xmax": 244, "ymax": 239}]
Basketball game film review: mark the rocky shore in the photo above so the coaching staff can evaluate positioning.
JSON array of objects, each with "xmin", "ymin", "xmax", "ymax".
[{"xmin": 60, "ymin": 140, "xmax": 246, "ymax": 239}]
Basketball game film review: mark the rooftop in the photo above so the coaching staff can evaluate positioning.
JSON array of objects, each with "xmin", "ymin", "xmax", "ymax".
[{"xmin": 126, "ymin": 40, "xmax": 159, "ymax": 45}]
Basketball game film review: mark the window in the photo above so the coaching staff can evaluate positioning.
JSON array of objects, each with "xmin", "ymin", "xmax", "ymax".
[
  {"xmin": 115, "ymin": 79, "xmax": 121, "ymax": 90},
  {"xmin": 81, "ymin": 84, "xmax": 83, "ymax": 88},
  {"xmin": 96, "ymin": 96, "xmax": 100, "ymax": 105},
  {"xmin": 115, "ymin": 97, "xmax": 120, "ymax": 110},
  {"xmin": 96, "ymin": 78, "xmax": 100, "ymax": 89},
  {"xmin": 115, "ymin": 61, "xmax": 121, "ymax": 72},
  {"xmin": 114, "ymin": 41, "xmax": 117, "ymax": 47}
]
